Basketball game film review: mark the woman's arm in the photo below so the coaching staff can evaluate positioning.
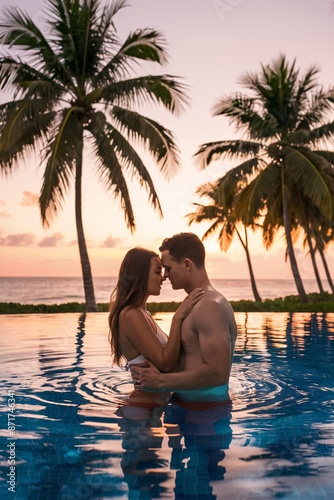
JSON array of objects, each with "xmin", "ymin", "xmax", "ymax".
[{"xmin": 121, "ymin": 288, "xmax": 204, "ymax": 372}]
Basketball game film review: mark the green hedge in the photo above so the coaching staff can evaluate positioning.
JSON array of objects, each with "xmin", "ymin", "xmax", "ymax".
[{"xmin": 1, "ymin": 292, "xmax": 334, "ymax": 314}]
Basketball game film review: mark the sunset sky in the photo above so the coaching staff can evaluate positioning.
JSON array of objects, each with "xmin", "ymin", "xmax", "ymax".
[{"xmin": 0, "ymin": 0, "xmax": 333, "ymax": 280}]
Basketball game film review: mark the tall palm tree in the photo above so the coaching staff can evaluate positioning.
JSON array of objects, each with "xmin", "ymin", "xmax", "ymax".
[
  {"xmin": 187, "ymin": 179, "xmax": 262, "ymax": 302},
  {"xmin": 0, "ymin": 0, "xmax": 187, "ymax": 311},
  {"xmin": 195, "ymin": 55, "xmax": 334, "ymax": 303}
]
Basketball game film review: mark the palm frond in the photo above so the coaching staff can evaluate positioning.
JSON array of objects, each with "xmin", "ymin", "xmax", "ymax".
[
  {"xmin": 105, "ymin": 120, "xmax": 164, "ymax": 217},
  {"xmin": 295, "ymin": 65, "xmax": 319, "ymax": 110},
  {"xmin": 313, "ymin": 150, "xmax": 334, "ymax": 165},
  {"xmin": 186, "ymin": 203, "xmax": 222, "ymax": 226},
  {"xmin": 194, "ymin": 139, "xmax": 264, "ymax": 169},
  {"xmin": 101, "ymin": 75, "xmax": 188, "ymax": 116},
  {"xmin": 284, "ymin": 146, "xmax": 333, "ymax": 217},
  {"xmin": 86, "ymin": 113, "xmax": 148, "ymax": 230},
  {"xmin": 0, "ymin": 6, "xmax": 46, "ymax": 49},
  {"xmin": 262, "ymin": 220, "xmax": 280, "ymax": 250},
  {"xmin": 0, "ymin": 5, "xmax": 73, "ymax": 86},
  {"xmin": 118, "ymin": 28, "xmax": 169, "ymax": 64},
  {"xmin": 44, "ymin": 0, "xmax": 122, "ymax": 82},
  {"xmin": 300, "ymin": 89, "xmax": 334, "ymax": 129},
  {"xmin": 39, "ymin": 108, "xmax": 82, "ymax": 226},
  {"xmin": 261, "ymin": 188, "xmax": 283, "ymax": 249},
  {"xmin": 309, "ymin": 121, "xmax": 334, "ymax": 143},
  {"xmin": 217, "ymin": 222, "xmax": 235, "ymax": 252},
  {"xmin": 236, "ymin": 162, "xmax": 281, "ymax": 223},
  {"xmin": 0, "ymin": 99, "xmax": 56, "ymax": 173},
  {"xmin": 200, "ymin": 220, "xmax": 223, "ymax": 240},
  {"xmin": 0, "ymin": 57, "xmax": 65, "ymax": 103},
  {"xmin": 194, "ymin": 182, "xmax": 218, "ymax": 200},
  {"xmin": 95, "ymin": 25, "xmax": 169, "ymax": 86},
  {"xmin": 193, "ymin": 179, "xmax": 238, "ymax": 217},
  {"xmin": 213, "ymin": 94, "xmax": 278, "ymax": 139},
  {"xmin": 111, "ymin": 106, "xmax": 181, "ymax": 179},
  {"xmin": 189, "ymin": 208, "xmax": 234, "ymax": 252}
]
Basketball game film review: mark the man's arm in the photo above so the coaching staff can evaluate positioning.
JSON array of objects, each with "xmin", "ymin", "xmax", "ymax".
[{"xmin": 135, "ymin": 300, "xmax": 234, "ymax": 390}]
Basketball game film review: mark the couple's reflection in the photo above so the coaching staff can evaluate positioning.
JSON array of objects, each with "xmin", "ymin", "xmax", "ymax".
[
  {"xmin": 116, "ymin": 389, "xmax": 172, "ymax": 498},
  {"xmin": 117, "ymin": 390, "xmax": 232, "ymax": 499}
]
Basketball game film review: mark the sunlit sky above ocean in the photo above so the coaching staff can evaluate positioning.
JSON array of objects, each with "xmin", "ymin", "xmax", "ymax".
[{"xmin": 0, "ymin": 0, "xmax": 333, "ymax": 279}]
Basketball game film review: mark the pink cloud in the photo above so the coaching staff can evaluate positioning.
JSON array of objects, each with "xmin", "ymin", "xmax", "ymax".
[
  {"xmin": 0, "ymin": 233, "xmax": 35, "ymax": 246},
  {"xmin": 39, "ymin": 232, "xmax": 64, "ymax": 247},
  {"xmin": 20, "ymin": 191, "xmax": 39, "ymax": 207},
  {"xmin": 100, "ymin": 235, "xmax": 122, "ymax": 248}
]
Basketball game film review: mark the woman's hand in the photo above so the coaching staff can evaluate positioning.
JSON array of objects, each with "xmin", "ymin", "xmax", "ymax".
[
  {"xmin": 131, "ymin": 360, "xmax": 162, "ymax": 389},
  {"xmin": 174, "ymin": 288, "xmax": 205, "ymax": 321}
]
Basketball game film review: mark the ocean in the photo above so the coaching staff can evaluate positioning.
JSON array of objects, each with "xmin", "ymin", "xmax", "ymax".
[{"xmin": 0, "ymin": 277, "xmax": 331, "ymax": 305}]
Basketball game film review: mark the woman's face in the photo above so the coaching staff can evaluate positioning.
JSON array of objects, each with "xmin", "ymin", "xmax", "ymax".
[{"xmin": 146, "ymin": 256, "xmax": 164, "ymax": 296}]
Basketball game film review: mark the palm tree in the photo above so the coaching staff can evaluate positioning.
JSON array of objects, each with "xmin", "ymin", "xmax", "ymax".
[
  {"xmin": 195, "ymin": 55, "xmax": 334, "ymax": 303},
  {"xmin": 318, "ymin": 243, "xmax": 334, "ymax": 294},
  {"xmin": 262, "ymin": 188, "xmax": 327, "ymax": 295},
  {"xmin": 312, "ymin": 213, "xmax": 334, "ymax": 293},
  {"xmin": 0, "ymin": 0, "xmax": 187, "ymax": 311},
  {"xmin": 187, "ymin": 178, "xmax": 262, "ymax": 302},
  {"xmin": 296, "ymin": 194, "xmax": 330, "ymax": 295}
]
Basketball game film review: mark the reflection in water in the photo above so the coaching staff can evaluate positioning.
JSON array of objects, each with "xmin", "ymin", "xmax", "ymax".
[
  {"xmin": 116, "ymin": 390, "xmax": 232, "ymax": 499},
  {"xmin": 32, "ymin": 313, "xmax": 87, "ymax": 498},
  {"xmin": 0, "ymin": 312, "xmax": 333, "ymax": 498},
  {"xmin": 117, "ymin": 392, "xmax": 172, "ymax": 498},
  {"xmin": 165, "ymin": 398, "xmax": 232, "ymax": 499}
]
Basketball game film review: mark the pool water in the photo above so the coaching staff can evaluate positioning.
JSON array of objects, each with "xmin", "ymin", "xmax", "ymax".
[{"xmin": 0, "ymin": 312, "xmax": 334, "ymax": 499}]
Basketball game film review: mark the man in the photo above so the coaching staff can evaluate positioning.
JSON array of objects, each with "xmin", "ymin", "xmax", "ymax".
[{"xmin": 134, "ymin": 232, "xmax": 238, "ymax": 402}]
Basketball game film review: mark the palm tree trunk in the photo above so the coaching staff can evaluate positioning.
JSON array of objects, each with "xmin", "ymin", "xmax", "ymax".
[
  {"xmin": 235, "ymin": 226, "xmax": 262, "ymax": 302},
  {"xmin": 318, "ymin": 247, "xmax": 334, "ymax": 293},
  {"xmin": 282, "ymin": 187, "xmax": 308, "ymax": 303},
  {"xmin": 75, "ymin": 132, "xmax": 97, "ymax": 312},
  {"xmin": 306, "ymin": 232, "xmax": 324, "ymax": 293},
  {"xmin": 244, "ymin": 244, "xmax": 262, "ymax": 302}
]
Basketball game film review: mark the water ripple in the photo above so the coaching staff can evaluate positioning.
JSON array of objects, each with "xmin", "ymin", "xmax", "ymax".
[{"xmin": 76, "ymin": 369, "xmax": 134, "ymax": 408}]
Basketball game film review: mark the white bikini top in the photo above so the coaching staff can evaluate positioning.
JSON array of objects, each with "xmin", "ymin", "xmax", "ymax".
[{"xmin": 127, "ymin": 309, "xmax": 168, "ymax": 366}]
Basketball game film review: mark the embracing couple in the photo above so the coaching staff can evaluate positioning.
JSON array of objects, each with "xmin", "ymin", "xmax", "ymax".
[{"xmin": 108, "ymin": 232, "xmax": 237, "ymax": 405}]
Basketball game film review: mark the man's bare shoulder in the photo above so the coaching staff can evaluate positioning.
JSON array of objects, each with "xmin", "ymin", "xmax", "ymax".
[
  {"xmin": 192, "ymin": 288, "xmax": 236, "ymax": 331},
  {"xmin": 198, "ymin": 289, "xmax": 232, "ymax": 310}
]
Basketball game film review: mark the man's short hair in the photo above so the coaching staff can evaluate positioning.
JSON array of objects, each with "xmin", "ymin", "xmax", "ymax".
[{"xmin": 159, "ymin": 232, "xmax": 205, "ymax": 268}]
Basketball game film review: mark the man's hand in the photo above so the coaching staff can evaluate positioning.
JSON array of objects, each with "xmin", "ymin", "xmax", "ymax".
[{"xmin": 131, "ymin": 360, "xmax": 163, "ymax": 389}]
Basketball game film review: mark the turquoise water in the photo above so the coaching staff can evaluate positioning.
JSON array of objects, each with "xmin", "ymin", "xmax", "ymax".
[{"xmin": 0, "ymin": 312, "xmax": 334, "ymax": 499}]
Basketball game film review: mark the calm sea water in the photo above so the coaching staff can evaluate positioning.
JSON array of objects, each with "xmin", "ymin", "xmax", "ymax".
[
  {"xmin": 0, "ymin": 277, "xmax": 331, "ymax": 304},
  {"xmin": 0, "ymin": 312, "xmax": 334, "ymax": 499}
]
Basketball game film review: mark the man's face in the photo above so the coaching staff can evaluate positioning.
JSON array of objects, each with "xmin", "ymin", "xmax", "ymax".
[{"xmin": 161, "ymin": 250, "xmax": 187, "ymax": 290}]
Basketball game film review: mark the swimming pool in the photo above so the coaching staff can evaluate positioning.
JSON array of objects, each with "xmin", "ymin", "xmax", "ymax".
[{"xmin": 0, "ymin": 312, "xmax": 333, "ymax": 499}]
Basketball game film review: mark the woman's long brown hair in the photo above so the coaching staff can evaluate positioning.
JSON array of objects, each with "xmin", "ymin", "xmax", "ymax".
[{"xmin": 108, "ymin": 247, "xmax": 158, "ymax": 366}]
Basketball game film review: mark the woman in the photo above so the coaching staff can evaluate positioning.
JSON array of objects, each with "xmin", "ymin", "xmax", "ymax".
[{"xmin": 108, "ymin": 247, "xmax": 204, "ymax": 386}]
